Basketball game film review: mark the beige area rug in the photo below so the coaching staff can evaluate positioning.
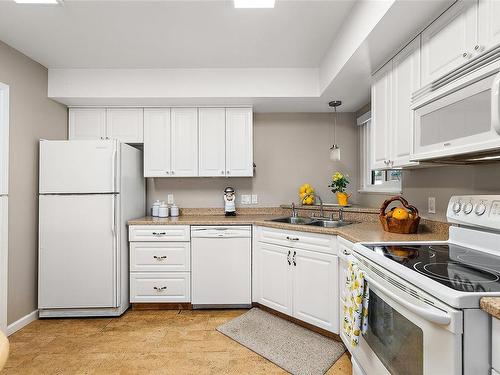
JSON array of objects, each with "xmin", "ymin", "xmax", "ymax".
[{"xmin": 217, "ymin": 308, "xmax": 346, "ymax": 375}]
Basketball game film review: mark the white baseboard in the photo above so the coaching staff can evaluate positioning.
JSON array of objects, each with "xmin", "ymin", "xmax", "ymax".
[{"xmin": 7, "ymin": 310, "xmax": 38, "ymax": 336}]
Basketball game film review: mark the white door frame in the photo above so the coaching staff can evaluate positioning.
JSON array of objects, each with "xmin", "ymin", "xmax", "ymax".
[{"xmin": 0, "ymin": 82, "xmax": 9, "ymax": 334}]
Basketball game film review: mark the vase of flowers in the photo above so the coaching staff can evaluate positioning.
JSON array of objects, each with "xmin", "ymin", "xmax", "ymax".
[{"xmin": 329, "ymin": 172, "xmax": 351, "ymax": 206}]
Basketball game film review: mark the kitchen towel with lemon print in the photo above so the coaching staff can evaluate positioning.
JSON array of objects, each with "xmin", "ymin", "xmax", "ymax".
[{"xmin": 343, "ymin": 261, "xmax": 369, "ymax": 347}]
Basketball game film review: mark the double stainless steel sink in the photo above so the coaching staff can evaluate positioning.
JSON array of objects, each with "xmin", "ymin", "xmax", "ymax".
[{"xmin": 269, "ymin": 216, "xmax": 357, "ymax": 228}]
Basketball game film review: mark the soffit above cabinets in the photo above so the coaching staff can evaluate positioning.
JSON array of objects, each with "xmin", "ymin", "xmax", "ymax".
[{"xmin": 0, "ymin": 0, "xmax": 453, "ymax": 112}]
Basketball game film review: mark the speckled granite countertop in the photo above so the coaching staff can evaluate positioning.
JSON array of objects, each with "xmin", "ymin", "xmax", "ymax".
[
  {"xmin": 129, "ymin": 214, "xmax": 449, "ymax": 243},
  {"xmin": 480, "ymin": 297, "xmax": 500, "ymax": 319}
]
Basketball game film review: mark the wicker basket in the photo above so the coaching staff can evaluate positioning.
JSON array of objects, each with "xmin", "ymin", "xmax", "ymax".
[{"xmin": 379, "ymin": 196, "xmax": 420, "ymax": 234}]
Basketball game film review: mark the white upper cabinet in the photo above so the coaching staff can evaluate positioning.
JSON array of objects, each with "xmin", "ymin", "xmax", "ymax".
[
  {"xmin": 391, "ymin": 37, "xmax": 420, "ymax": 168},
  {"xmin": 478, "ymin": 0, "xmax": 500, "ymax": 52},
  {"xmin": 69, "ymin": 107, "xmax": 143, "ymax": 143},
  {"xmin": 198, "ymin": 108, "xmax": 226, "ymax": 177},
  {"xmin": 170, "ymin": 108, "xmax": 198, "ymax": 177},
  {"xmin": 69, "ymin": 108, "xmax": 106, "ymax": 140},
  {"xmin": 371, "ymin": 62, "xmax": 392, "ymax": 170},
  {"xmin": 106, "ymin": 108, "xmax": 144, "ymax": 143},
  {"xmin": 144, "ymin": 108, "xmax": 171, "ymax": 178},
  {"xmin": 225, "ymin": 108, "xmax": 253, "ymax": 177},
  {"xmin": 421, "ymin": 0, "xmax": 478, "ymax": 86}
]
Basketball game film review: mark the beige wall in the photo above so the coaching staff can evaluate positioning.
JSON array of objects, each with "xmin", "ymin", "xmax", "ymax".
[
  {"xmin": 0, "ymin": 41, "xmax": 67, "ymax": 324},
  {"xmin": 357, "ymin": 165, "xmax": 500, "ymax": 221},
  {"xmin": 148, "ymin": 112, "xmax": 359, "ymax": 208}
]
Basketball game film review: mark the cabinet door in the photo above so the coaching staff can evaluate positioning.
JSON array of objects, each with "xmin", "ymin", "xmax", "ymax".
[
  {"xmin": 225, "ymin": 108, "xmax": 253, "ymax": 177},
  {"xmin": 391, "ymin": 37, "xmax": 420, "ymax": 168},
  {"xmin": 171, "ymin": 108, "xmax": 198, "ymax": 177},
  {"xmin": 106, "ymin": 108, "xmax": 144, "ymax": 143},
  {"xmin": 371, "ymin": 62, "xmax": 392, "ymax": 170},
  {"xmin": 256, "ymin": 242, "xmax": 292, "ymax": 315},
  {"xmin": 198, "ymin": 108, "xmax": 226, "ymax": 177},
  {"xmin": 292, "ymin": 248, "xmax": 338, "ymax": 333},
  {"xmin": 478, "ymin": 0, "xmax": 500, "ymax": 53},
  {"xmin": 421, "ymin": 0, "xmax": 477, "ymax": 86},
  {"xmin": 68, "ymin": 108, "xmax": 106, "ymax": 140},
  {"xmin": 143, "ymin": 109, "xmax": 171, "ymax": 177}
]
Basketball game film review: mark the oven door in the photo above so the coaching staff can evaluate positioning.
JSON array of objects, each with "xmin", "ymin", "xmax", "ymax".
[{"xmin": 350, "ymin": 255, "xmax": 463, "ymax": 375}]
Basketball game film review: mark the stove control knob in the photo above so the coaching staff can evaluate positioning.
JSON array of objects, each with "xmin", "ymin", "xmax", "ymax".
[
  {"xmin": 475, "ymin": 202, "xmax": 487, "ymax": 216},
  {"xmin": 452, "ymin": 201, "xmax": 462, "ymax": 213},
  {"xmin": 463, "ymin": 202, "xmax": 473, "ymax": 214}
]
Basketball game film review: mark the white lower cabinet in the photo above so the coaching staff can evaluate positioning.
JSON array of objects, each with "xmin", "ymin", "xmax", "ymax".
[
  {"xmin": 254, "ymin": 226, "xmax": 339, "ymax": 333},
  {"xmin": 129, "ymin": 225, "xmax": 191, "ymax": 303},
  {"xmin": 493, "ymin": 317, "xmax": 500, "ymax": 374},
  {"xmin": 257, "ymin": 242, "xmax": 293, "ymax": 315}
]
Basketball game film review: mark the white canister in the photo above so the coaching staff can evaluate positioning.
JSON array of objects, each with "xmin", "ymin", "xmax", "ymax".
[
  {"xmin": 158, "ymin": 202, "xmax": 169, "ymax": 218},
  {"xmin": 151, "ymin": 200, "xmax": 161, "ymax": 217},
  {"xmin": 170, "ymin": 204, "xmax": 179, "ymax": 217}
]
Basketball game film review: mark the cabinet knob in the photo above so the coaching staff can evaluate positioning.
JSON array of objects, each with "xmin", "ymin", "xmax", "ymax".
[
  {"xmin": 221, "ymin": 170, "xmax": 224, "ymax": 175},
  {"xmin": 226, "ymin": 170, "xmax": 230, "ymax": 175},
  {"xmin": 342, "ymin": 249, "xmax": 351, "ymax": 256},
  {"xmin": 166, "ymin": 171, "xmax": 169, "ymax": 175},
  {"xmin": 462, "ymin": 52, "xmax": 471, "ymax": 59},
  {"xmin": 171, "ymin": 171, "xmax": 175, "ymax": 175},
  {"xmin": 474, "ymin": 45, "xmax": 484, "ymax": 52}
]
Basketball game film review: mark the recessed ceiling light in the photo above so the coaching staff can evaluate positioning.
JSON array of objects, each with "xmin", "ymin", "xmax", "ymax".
[
  {"xmin": 13, "ymin": 0, "xmax": 62, "ymax": 4},
  {"xmin": 234, "ymin": 0, "xmax": 275, "ymax": 9}
]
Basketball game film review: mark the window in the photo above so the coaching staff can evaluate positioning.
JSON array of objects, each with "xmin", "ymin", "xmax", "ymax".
[{"xmin": 358, "ymin": 114, "xmax": 402, "ymax": 193}]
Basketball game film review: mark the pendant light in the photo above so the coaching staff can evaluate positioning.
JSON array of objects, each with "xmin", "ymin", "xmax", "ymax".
[{"xmin": 329, "ymin": 100, "xmax": 342, "ymax": 161}]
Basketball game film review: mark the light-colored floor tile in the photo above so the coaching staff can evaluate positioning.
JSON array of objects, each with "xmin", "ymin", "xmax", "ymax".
[{"xmin": 2, "ymin": 309, "xmax": 351, "ymax": 375}]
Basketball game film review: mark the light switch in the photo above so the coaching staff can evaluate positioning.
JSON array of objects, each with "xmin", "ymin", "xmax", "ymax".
[
  {"xmin": 251, "ymin": 194, "xmax": 258, "ymax": 204},
  {"xmin": 167, "ymin": 194, "xmax": 174, "ymax": 205},
  {"xmin": 241, "ymin": 195, "xmax": 251, "ymax": 205},
  {"xmin": 428, "ymin": 197, "xmax": 436, "ymax": 214}
]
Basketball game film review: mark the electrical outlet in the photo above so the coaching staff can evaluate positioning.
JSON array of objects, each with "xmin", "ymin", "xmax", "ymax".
[
  {"xmin": 167, "ymin": 194, "xmax": 174, "ymax": 205},
  {"xmin": 241, "ymin": 195, "xmax": 251, "ymax": 205},
  {"xmin": 251, "ymin": 194, "xmax": 258, "ymax": 204},
  {"xmin": 428, "ymin": 197, "xmax": 436, "ymax": 214}
]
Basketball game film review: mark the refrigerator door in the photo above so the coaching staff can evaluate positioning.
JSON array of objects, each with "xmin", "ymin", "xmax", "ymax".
[
  {"xmin": 39, "ymin": 194, "xmax": 118, "ymax": 309},
  {"xmin": 39, "ymin": 140, "xmax": 118, "ymax": 194}
]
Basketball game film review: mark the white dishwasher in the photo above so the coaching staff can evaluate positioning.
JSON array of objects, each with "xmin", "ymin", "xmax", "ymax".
[{"xmin": 191, "ymin": 226, "xmax": 252, "ymax": 308}]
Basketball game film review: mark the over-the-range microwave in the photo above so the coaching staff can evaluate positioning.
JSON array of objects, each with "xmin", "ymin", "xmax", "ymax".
[{"xmin": 411, "ymin": 55, "xmax": 500, "ymax": 164}]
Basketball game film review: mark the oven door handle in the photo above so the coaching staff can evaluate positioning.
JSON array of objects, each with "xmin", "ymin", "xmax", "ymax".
[{"xmin": 365, "ymin": 275, "xmax": 451, "ymax": 326}]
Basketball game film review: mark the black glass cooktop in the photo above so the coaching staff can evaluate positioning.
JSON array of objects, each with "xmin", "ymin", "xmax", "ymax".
[{"xmin": 363, "ymin": 243, "xmax": 500, "ymax": 293}]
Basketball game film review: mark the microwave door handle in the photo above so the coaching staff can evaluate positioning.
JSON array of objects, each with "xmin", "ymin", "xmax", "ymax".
[
  {"xmin": 365, "ymin": 275, "xmax": 451, "ymax": 326},
  {"xmin": 492, "ymin": 71, "xmax": 500, "ymax": 136}
]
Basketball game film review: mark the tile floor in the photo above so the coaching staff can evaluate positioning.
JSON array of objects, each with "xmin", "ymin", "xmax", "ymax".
[{"xmin": 3, "ymin": 309, "xmax": 351, "ymax": 374}]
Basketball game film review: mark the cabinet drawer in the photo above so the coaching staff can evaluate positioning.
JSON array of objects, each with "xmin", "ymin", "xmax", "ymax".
[
  {"xmin": 130, "ymin": 272, "xmax": 190, "ymax": 303},
  {"xmin": 130, "ymin": 242, "xmax": 190, "ymax": 272},
  {"xmin": 256, "ymin": 226, "xmax": 336, "ymax": 254},
  {"xmin": 129, "ymin": 225, "xmax": 190, "ymax": 242}
]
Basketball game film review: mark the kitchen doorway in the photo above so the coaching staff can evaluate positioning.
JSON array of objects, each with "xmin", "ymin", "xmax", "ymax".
[{"xmin": 0, "ymin": 82, "xmax": 9, "ymax": 334}]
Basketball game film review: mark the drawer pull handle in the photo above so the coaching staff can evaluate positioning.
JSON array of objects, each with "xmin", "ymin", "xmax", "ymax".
[
  {"xmin": 152, "ymin": 232, "xmax": 166, "ymax": 236},
  {"xmin": 153, "ymin": 255, "xmax": 167, "ymax": 261},
  {"xmin": 287, "ymin": 250, "xmax": 291, "ymax": 265},
  {"xmin": 286, "ymin": 236, "xmax": 299, "ymax": 241},
  {"xmin": 153, "ymin": 286, "xmax": 167, "ymax": 292},
  {"xmin": 292, "ymin": 250, "xmax": 297, "ymax": 266}
]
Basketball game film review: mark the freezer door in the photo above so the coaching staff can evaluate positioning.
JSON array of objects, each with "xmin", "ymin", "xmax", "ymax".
[
  {"xmin": 39, "ymin": 140, "xmax": 118, "ymax": 194},
  {"xmin": 39, "ymin": 194, "xmax": 118, "ymax": 309}
]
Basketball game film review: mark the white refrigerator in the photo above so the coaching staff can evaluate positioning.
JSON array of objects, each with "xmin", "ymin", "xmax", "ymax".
[{"xmin": 38, "ymin": 140, "xmax": 145, "ymax": 317}]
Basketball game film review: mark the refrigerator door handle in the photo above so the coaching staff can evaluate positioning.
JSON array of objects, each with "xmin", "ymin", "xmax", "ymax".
[
  {"xmin": 111, "ymin": 195, "xmax": 116, "ymax": 236},
  {"xmin": 112, "ymin": 144, "xmax": 118, "ymax": 192}
]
